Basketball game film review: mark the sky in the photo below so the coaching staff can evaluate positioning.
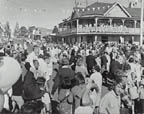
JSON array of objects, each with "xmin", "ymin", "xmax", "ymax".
[{"xmin": 0, "ymin": 0, "xmax": 141, "ymax": 31}]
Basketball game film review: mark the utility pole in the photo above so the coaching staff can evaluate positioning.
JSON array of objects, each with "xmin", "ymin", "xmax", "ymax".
[
  {"xmin": 140, "ymin": 0, "xmax": 144, "ymax": 46},
  {"xmin": 86, "ymin": 0, "xmax": 88, "ymax": 7},
  {"xmin": 75, "ymin": 0, "xmax": 77, "ymax": 8}
]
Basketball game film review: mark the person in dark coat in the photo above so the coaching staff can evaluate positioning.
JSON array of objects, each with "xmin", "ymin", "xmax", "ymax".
[
  {"xmin": 110, "ymin": 56, "xmax": 123, "ymax": 80},
  {"xmin": 86, "ymin": 51, "xmax": 96, "ymax": 75},
  {"xmin": 51, "ymin": 58, "xmax": 75, "ymax": 114},
  {"xmin": 101, "ymin": 52, "xmax": 108, "ymax": 72},
  {"xmin": 23, "ymin": 62, "xmax": 44, "ymax": 101},
  {"xmin": 141, "ymin": 52, "xmax": 144, "ymax": 67},
  {"xmin": 69, "ymin": 49, "xmax": 77, "ymax": 71},
  {"xmin": 12, "ymin": 75, "xmax": 24, "ymax": 110}
]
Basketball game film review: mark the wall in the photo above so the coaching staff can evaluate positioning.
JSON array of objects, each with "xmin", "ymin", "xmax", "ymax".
[
  {"xmin": 77, "ymin": 36, "xmax": 81, "ymax": 43},
  {"xmin": 66, "ymin": 34, "xmax": 140, "ymax": 44},
  {"xmin": 97, "ymin": 36, "xmax": 102, "ymax": 42},
  {"xmin": 108, "ymin": 36, "xmax": 120, "ymax": 42},
  {"xmin": 97, "ymin": 35, "xmax": 140, "ymax": 44}
]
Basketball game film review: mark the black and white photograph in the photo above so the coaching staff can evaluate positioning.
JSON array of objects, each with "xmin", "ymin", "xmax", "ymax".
[{"xmin": 0, "ymin": 0, "xmax": 144, "ymax": 114}]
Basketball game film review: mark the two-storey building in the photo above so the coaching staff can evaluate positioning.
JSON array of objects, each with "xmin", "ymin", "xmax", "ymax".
[{"xmin": 57, "ymin": 2, "xmax": 143, "ymax": 44}]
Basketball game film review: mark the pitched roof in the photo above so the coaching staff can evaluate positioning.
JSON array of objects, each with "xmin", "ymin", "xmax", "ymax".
[
  {"xmin": 85, "ymin": 2, "xmax": 114, "ymax": 15},
  {"xmin": 104, "ymin": 2, "xmax": 131, "ymax": 17},
  {"xmin": 125, "ymin": 8, "xmax": 141, "ymax": 18},
  {"xmin": 71, "ymin": 2, "xmax": 114, "ymax": 19},
  {"xmin": 70, "ymin": 1, "xmax": 142, "ymax": 20}
]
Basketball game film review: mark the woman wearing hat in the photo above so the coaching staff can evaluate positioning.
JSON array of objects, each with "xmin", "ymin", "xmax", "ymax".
[{"xmin": 51, "ymin": 57, "xmax": 75, "ymax": 114}]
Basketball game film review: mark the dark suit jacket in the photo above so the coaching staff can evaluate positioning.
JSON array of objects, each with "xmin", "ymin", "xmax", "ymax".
[
  {"xmin": 51, "ymin": 67, "xmax": 75, "ymax": 100},
  {"xmin": 86, "ymin": 55, "xmax": 96, "ymax": 68},
  {"xmin": 12, "ymin": 75, "xmax": 23, "ymax": 96},
  {"xmin": 23, "ymin": 71, "xmax": 44, "ymax": 100},
  {"xmin": 101, "ymin": 55, "xmax": 108, "ymax": 67}
]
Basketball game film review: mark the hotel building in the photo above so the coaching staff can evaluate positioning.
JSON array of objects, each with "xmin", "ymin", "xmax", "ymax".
[{"xmin": 57, "ymin": 2, "xmax": 143, "ymax": 44}]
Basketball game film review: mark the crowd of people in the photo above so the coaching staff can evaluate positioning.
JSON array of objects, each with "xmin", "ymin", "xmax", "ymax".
[{"xmin": 0, "ymin": 38, "xmax": 144, "ymax": 114}]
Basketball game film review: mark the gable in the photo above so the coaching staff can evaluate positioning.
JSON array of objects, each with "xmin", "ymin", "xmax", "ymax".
[
  {"xmin": 105, "ymin": 5, "xmax": 129, "ymax": 17},
  {"xmin": 71, "ymin": 9, "xmax": 80, "ymax": 19}
]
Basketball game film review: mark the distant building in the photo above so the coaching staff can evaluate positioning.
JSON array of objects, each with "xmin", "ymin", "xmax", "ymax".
[
  {"xmin": 32, "ymin": 27, "xmax": 52, "ymax": 41},
  {"xmin": 57, "ymin": 2, "xmax": 144, "ymax": 44}
]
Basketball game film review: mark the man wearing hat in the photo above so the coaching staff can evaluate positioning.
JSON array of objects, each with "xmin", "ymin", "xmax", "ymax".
[
  {"xmin": 86, "ymin": 51, "xmax": 96, "ymax": 75},
  {"xmin": 52, "ymin": 57, "xmax": 75, "ymax": 114},
  {"xmin": 26, "ymin": 45, "xmax": 40, "ymax": 69}
]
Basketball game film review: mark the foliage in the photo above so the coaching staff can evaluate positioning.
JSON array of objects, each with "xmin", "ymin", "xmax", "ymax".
[
  {"xmin": 28, "ymin": 26, "xmax": 36, "ymax": 33},
  {"xmin": 19, "ymin": 26, "xmax": 28, "ymax": 37},
  {"xmin": 52, "ymin": 26, "xmax": 58, "ymax": 34},
  {"xmin": 13, "ymin": 22, "xmax": 20, "ymax": 38},
  {"xmin": 4, "ymin": 21, "xmax": 11, "ymax": 38}
]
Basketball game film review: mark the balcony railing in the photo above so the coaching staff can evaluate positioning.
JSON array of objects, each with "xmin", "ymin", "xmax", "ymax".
[
  {"xmin": 58, "ymin": 28, "xmax": 77, "ymax": 35},
  {"xmin": 78, "ymin": 26, "xmax": 141, "ymax": 34},
  {"xmin": 58, "ymin": 26, "xmax": 142, "ymax": 35}
]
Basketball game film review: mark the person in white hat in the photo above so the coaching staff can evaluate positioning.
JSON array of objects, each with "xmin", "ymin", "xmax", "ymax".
[{"xmin": 26, "ymin": 45, "xmax": 40, "ymax": 69}]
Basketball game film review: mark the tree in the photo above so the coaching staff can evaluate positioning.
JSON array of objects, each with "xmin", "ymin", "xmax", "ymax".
[
  {"xmin": 28, "ymin": 26, "xmax": 36, "ymax": 33},
  {"xmin": 0, "ymin": 23, "xmax": 4, "ymax": 37},
  {"xmin": 4, "ymin": 21, "xmax": 11, "ymax": 38},
  {"xmin": 52, "ymin": 26, "xmax": 59, "ymax": 34},
  {"xmin": 13, "ymin": 22, "xmax": 20, "ymax": 38},
  {"xmin": 19, "ymin": 26, "xmax": 28, "ymax": 38}
]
